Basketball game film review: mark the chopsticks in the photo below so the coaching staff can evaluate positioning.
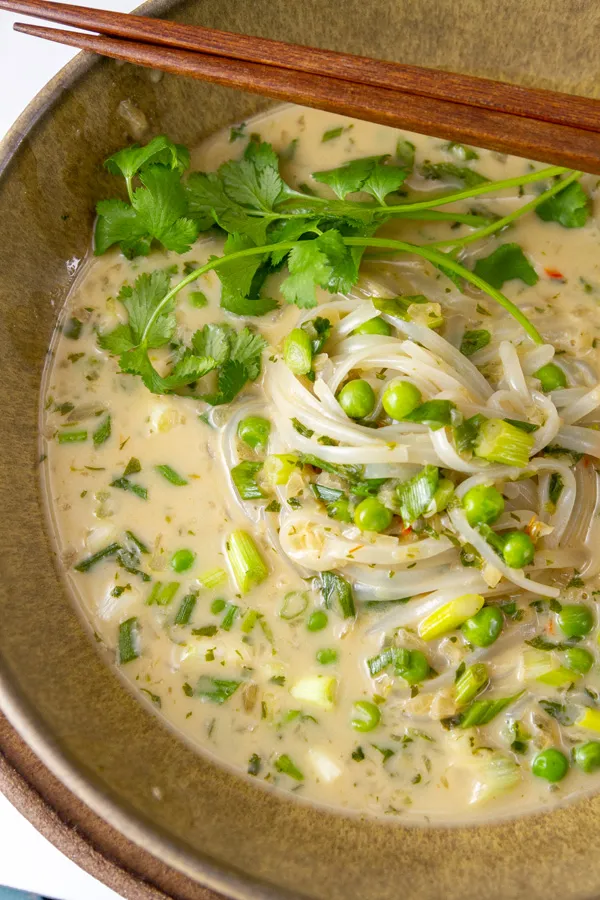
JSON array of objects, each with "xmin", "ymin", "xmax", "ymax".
[{"xmin": 4, "ymin": 0, "xmax": 600, "ymax": 174}]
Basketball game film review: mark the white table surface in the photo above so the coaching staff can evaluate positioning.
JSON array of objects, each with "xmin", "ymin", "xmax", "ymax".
[{"xmin": 0, "ymin": 6, "xmax": 133, "ymax": 895}]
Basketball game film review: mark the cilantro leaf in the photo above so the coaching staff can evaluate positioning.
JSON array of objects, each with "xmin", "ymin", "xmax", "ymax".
[
  {"xmin": 230, "ymin": 328, "xmax": 268, "ymax": 380},
  {"xmin": 473, "ymin": 243, "xmax": 539, "ymax": 289},
  {"xmin": 315, "ymin": 229, "xmax": 359, "ymax": 293},
  {"xmin": 536, "ymin": 181, "xmax": 589, "ymax": 228},
  {"xmin": 214, "ymin": 233, "xmax": 278, "ymax": 315},
  {"xmin": 94, "ymin": 199, "xmax": 149, "ymax": 256},
  {"xmin": 117, "ymin": 270, "xmax": 175, "ymax": 348},
  {"xmin": 313, "ymin": 156, "xmax": 407, "ymax": 203},
  {"xmin": 132, "ymin": 166, "xmax": 198, "ymax": 253},
  {"xmin": 162, "ymin": 352, "xmax": 217, "ymax": 389},
  {"xmin": 460, "ymin": 329, "xmax": 491, "ymax": 357},
  {"xmin": 281, "ymin": 239, "xmax": 332, "ymax": 308},
  {"xmin": 118, "ymin": 345, "xmax": 170, "ymax": 394},
  {"xmin": 185, "ymin": 170, "xmax": 234, "ymax": 229},
  {"xmin": 420, "ymin": 161, "xmax": 488, "ymax": 187},
  {"xmin": 192, "ymin": 323, "xmax": 233, "ymax": 366},
  {"xmin": 219, "ymin": 141, "xmax": 285, "ymax": 211},
  {"xmin": 105, "ymin": 135, "xmax": 188, "ymax": 179},
  {"xmin": 202, "ymin": 359, "xmax": 249, "ymax": 406},
  {"xmin": 314, "ymin": 157, "xmax": 385, "ymax": 199}
]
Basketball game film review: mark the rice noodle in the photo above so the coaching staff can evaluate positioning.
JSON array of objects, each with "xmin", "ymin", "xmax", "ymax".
[
  {"xmin": 448, "ymin": 507, "xmax": 560, "ymax": 597},
  {"xmin": 560, "ymin": 384, "xmax": 600, "ymax": 424},
  {"xmin": 499, "ymin": 341, "xmax": 530, "ymax": 402}
]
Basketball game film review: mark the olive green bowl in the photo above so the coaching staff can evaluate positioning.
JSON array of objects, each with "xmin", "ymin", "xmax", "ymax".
[{"xmin": 2, "ymin": 1, "xmax": 600, "ymax": 897}]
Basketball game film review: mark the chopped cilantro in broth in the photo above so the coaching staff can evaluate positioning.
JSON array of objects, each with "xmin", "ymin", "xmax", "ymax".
[{"xmin": 42, "ymin": 103, "xmax": 600, "ymax": 825}]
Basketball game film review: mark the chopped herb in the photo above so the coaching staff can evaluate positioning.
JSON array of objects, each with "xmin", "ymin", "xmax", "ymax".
[
  {"xmin": 460, "ymin": 329, "xmax": 491, "ymax": 357},
  {"xmin": 64, "ymin": 317, "xmax": 83, "ymax": 340},
  {"xmin": 403, "ymin": 400, "xmax": 457, "ymax": 430},
  {"xmin": 265, "ymin": 499, "xmax": 281, "ymax": 513},
  {"xmin": 248, "ymin": 753, "xmax": 262, "ymax": 775},
  {"xmin": 536, "ymin": 181, "xmax": 589, "ymax": 228},
  {"xmin": 140, "ymin": 688, "xmax": 161, "ymax": 707},
  {"xmin": 123, "ymin": 457, "xmax": 141, "ymax": 476},
  {"xmin": 420, "ymin": 161, "xmax": 487, "ymax": 187},
  {"xmin": 196, "ymin": 676, "xmax": 241, "ymax": 704},
  {"xmin": 125, "ymin": 530, "xmax": 149, "ymax": 554},
  {"xmin": 221, "ymin": 603, "xmax": 239, "ymax": 631},
  {"xmin": 549, "ymin": 472, "xmax": 564, "ymax": 506},
  {"xmin": 352, "ymin": 746, "xmax": 366, "ymax": 761},
  {"xmin": 322, "ymin": 126, "xmax": 344, "ymax": 142},
  {"xmin": 229, "ymin": 123, "xmax": 247, "ymax": 142},
  {"xmin": 473, "ymin": 243, "xmax": 539, "ymax": 289},
  {"xmin": 182, "ymin": 682, "xmax": 194, "ymax": 697},
  {"xmin": 192, "ymin": 625, "xmax": 218, "ymax": 637},
  {"xmin": 275, "ymin": 754, "xmax": 304, "ymax": 780},
  {"xmin": 155, "ymin": 464, "xmax": 188, "ymax": 485},
  {"xmin": 539, "ymin": 699, "xmax": 574, "ymax": 725},
  {"xmin": 110, "ymin": 476, "xmax": 147, "ymax": 500},
  {"xmin": 371, "ymin": 744, "xmax": 395, "ymax": 763},
  {"xmin": 74, "ymin": 542, "xmax": 121, "ymax": 573},
  {"xmin": 117, "ymin": 617, "xmax": 140, "ymax": 664}
]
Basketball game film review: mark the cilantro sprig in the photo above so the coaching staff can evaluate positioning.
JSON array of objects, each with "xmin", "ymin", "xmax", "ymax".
[{"xmin": 94, "ymin": 136, "xmax": 587, "ymax": 396}]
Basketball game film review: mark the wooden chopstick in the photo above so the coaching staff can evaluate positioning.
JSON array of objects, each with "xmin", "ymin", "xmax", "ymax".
[
  {"xmin": 3, "ymin": 0, "xmax": 600, "ymax": 136},
  {"xmin": 9, "ymin": 20, "xmax": 600, "ymax": 174}
]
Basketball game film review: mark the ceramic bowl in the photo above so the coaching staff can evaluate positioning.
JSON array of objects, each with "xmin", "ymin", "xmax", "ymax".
[{"xmin": 2, "ymin": 1, "xmax": 600, "ymax": 897}]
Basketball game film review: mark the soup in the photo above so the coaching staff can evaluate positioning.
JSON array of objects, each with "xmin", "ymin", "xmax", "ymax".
[{"xmin": 42, "ymin": 103, "xmax": 600, "ymax": 823}]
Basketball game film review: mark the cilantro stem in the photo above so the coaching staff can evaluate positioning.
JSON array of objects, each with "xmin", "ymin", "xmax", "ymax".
[
  {"xmin": 429, "ymin": 171, "xmax": 582, "ymax": 249},
  {"xmin": 142, "ymin": 232, "xmax": 543, "ymax": 350},
  {"xmin": 381, "ymin": 165, "xmax": 567, "ymax": 214},
  {"xmin": 342, "ymin": 236, "xmax": 544, "ymax": 344}
]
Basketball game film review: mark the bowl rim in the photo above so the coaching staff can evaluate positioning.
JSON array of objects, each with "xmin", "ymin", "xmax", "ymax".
[{"xmin": 0, "ymin": 4, "xmax": 300, "ymax": 897}]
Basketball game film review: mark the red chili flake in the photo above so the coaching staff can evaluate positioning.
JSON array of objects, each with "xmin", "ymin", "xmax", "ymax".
[
  {"xmin": 545, "ymin": 267, "xmax": 565, "ymax": 280},
  {"xmin": 401, "ymin": 526, "xmax": 412, "ymax": 537}
]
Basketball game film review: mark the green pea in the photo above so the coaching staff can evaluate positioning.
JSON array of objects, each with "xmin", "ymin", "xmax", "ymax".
[
  {"xmin": 382, "ymin": 380, "xmax": 422, "ymax": 420},
  {"xmin": 351, "ymin": 700, "xmax": 381, "ymax": 732},
  {"xmin": 316, "ymin": 648, "xmax": 338, "ymax": 665},
  {"xmin": 353, "ymin": 497, "xmax": 393, "ymax": 533},
  {"xmin": 531, "ymin": 748, "xmax": 569, "ymax": 783},
  {"xmin": 238, "ymin": 416, "xmax": 271, "ymax": 452},
  {"xmin": 462, "ymin": 484, "xmax": 504, "ymax": 527},
  {"xmin": 574, "ymin": 741, "xmax": 600, "ymax": 773},
  {"xmin": 337, "ymin": 379, "xmax": 376, "ymax": 419},
  {"xmin": 211, "ymin": 597, "xmax": 226, "ymax": 614},
  {"xmin": 461, "ymin": 606, "xmax": 503, "ymax": 647},
  {"xmin": 397, "ymin": 649, "xmax": 430, "ymax": 684},
  {"xmin": 307, "ymin": 610, "xmax": 328, "ymax": 632},
  {"xmin": 564, "ymin": 646, "xmax": 594, "ymax": 674},
  {"xmin": 534, "ymin": 362, "xmax": 567, "ymax": 393},
  {"xmin": 502, "ymin": 530, "xmax": 535, "ymax": 568},
  {"xmin": 354, "ymin": 317, "xmax": 392, "ymax": 336},
  {"xmin": 171, "ymin": 548, "xmax": 196, "ymax": 573},
  {"xmin": 326, "ymin": 498, "xmax": 353, "ymax": 523},
  {"xmin": 284, "ymin": 328, "xmax": 313, "ymax": 375},
  {"xmin": 557, "ymin": 604, "xmax": 594, "ymax": 639}
]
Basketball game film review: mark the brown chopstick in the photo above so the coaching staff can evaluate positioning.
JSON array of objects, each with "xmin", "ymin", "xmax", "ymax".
[
  {"xmin": 3, "ymin": 0, "xmax": 600, "ymax": 137},
  {"xmin": 12, "ymin": 20, "xmax": 600, "ymax": 175}
]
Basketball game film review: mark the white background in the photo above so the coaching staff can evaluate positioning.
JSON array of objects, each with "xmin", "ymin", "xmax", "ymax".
[{"xmin": 0, "ymin": 3, "xmax": 131, "ymax": 894}]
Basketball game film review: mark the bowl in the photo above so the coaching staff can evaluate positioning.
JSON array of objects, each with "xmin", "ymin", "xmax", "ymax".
[{"xmin": 2, "ymin": 1, "xmax": 600, "ymax": 897}]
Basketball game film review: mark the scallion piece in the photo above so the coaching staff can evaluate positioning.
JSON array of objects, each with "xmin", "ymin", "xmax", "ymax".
[
  {"xmin": 231, "ymin": 461, "xmax": 265, "ymax": 500},
  {"xmin": 226, "ymin": 530, "xmax": 269, "ymax": 594},
  {"xmin": 279, "ymin": 590, "xmax": 309, "ymax": 620},
  {"xmin": 275, "ymin": 754, "xmax": 304, "ymax": 781},
  {"xmin": 395, "ymin": 465, "xmax": 439, "ymax": 525},
  {"xmin": 474, "ymin": 418, "xmax": 534, "ymax": 467},
  {"xmin": 155, "ymin": 464, "xmax": 188, "ymax": 485},
  {"xmin": 290, "ymin": 675, "xmax": 337, "ymax": 710},
  {"xmin": 174, "ymin": 592, "xmax": 197, "ymax": 626},
  {"xmin": 238, "ymin": 416, "xmax": 271, "ymax": 452},
  {"xmin": 460, "ymin": 692, "xmax": 524, "ymax": 729},
  {"xmin": 402, "ymin": 399, "xmax": 457, "ymax": 430},
  {"xmin": 310, "ymin": 483, "xmax": 346, "ymax": 503},
  {"xmin": 146, "ymin": 581, "xmax": 180, "ymax": 606},
  {"xmin": 118, "ymin": 617, "xmax": 140, "ymax": 664},
  {"xmin": 93, "ymin": 416, "xmax": 111, "ymax": 447},
  {"xmin": 419, "ymin": 593, "xmax": 485, "ymax": 641},
  {"xmin": 110, "ymin": 477, "xmax": 148, "ymax": 500},
  {"xmin": 460, "ymin": 329, "xmax": 490, "ymax": 357},
  {"xmin": 57, "ymin": 429, "xmax": 88, "ymax": 443},
  {"xmin": 284, "ymin": 328, "xmax": 313, "ymax": 375},
  {"xmin": 125, "ymin": 530, "xmax": 149, "ymax": 554},
  {"xmin": 263, "ymin": 453, "xmax": 300, "ymax": 485},
  {"xmin": 74, "ymin": 541, "xmax": 120, "ymax": 573},
  {"xmin": 240, "ymin": 609, "xmax": 260, "ymax": 633},
  {"xmin": 200, "ymin": 567, "xmax": 227, "ymax": 589},
  {"xmin": 454, "ymin": 664, "xmax": 489, "ymax": 706},
  {"xmin": 320, "ymin": 571, "xmax": 355, "ymax": 619},
  {"xmin": 221, "ymin": 603, "xmax": 239, "ymax": 631}
]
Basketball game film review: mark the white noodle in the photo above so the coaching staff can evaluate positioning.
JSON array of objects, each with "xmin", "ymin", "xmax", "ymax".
[
  {"xmin": 499, "ymin": 341, "xmax": 530, "ymax": 402},
  {"xmin": 561, "ymin": 384, "xmax": 600, "ymax": 424}
]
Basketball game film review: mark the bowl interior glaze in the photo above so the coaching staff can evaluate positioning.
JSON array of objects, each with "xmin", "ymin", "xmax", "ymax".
[{"xmin": 2, "ymin": 1, "xmax": 600, "ymax": 898}]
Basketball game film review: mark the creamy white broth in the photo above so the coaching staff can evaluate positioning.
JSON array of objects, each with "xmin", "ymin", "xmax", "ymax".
[{"xmin": 42, "ymin": 104, "xmax": 600, "ymax": 824}]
